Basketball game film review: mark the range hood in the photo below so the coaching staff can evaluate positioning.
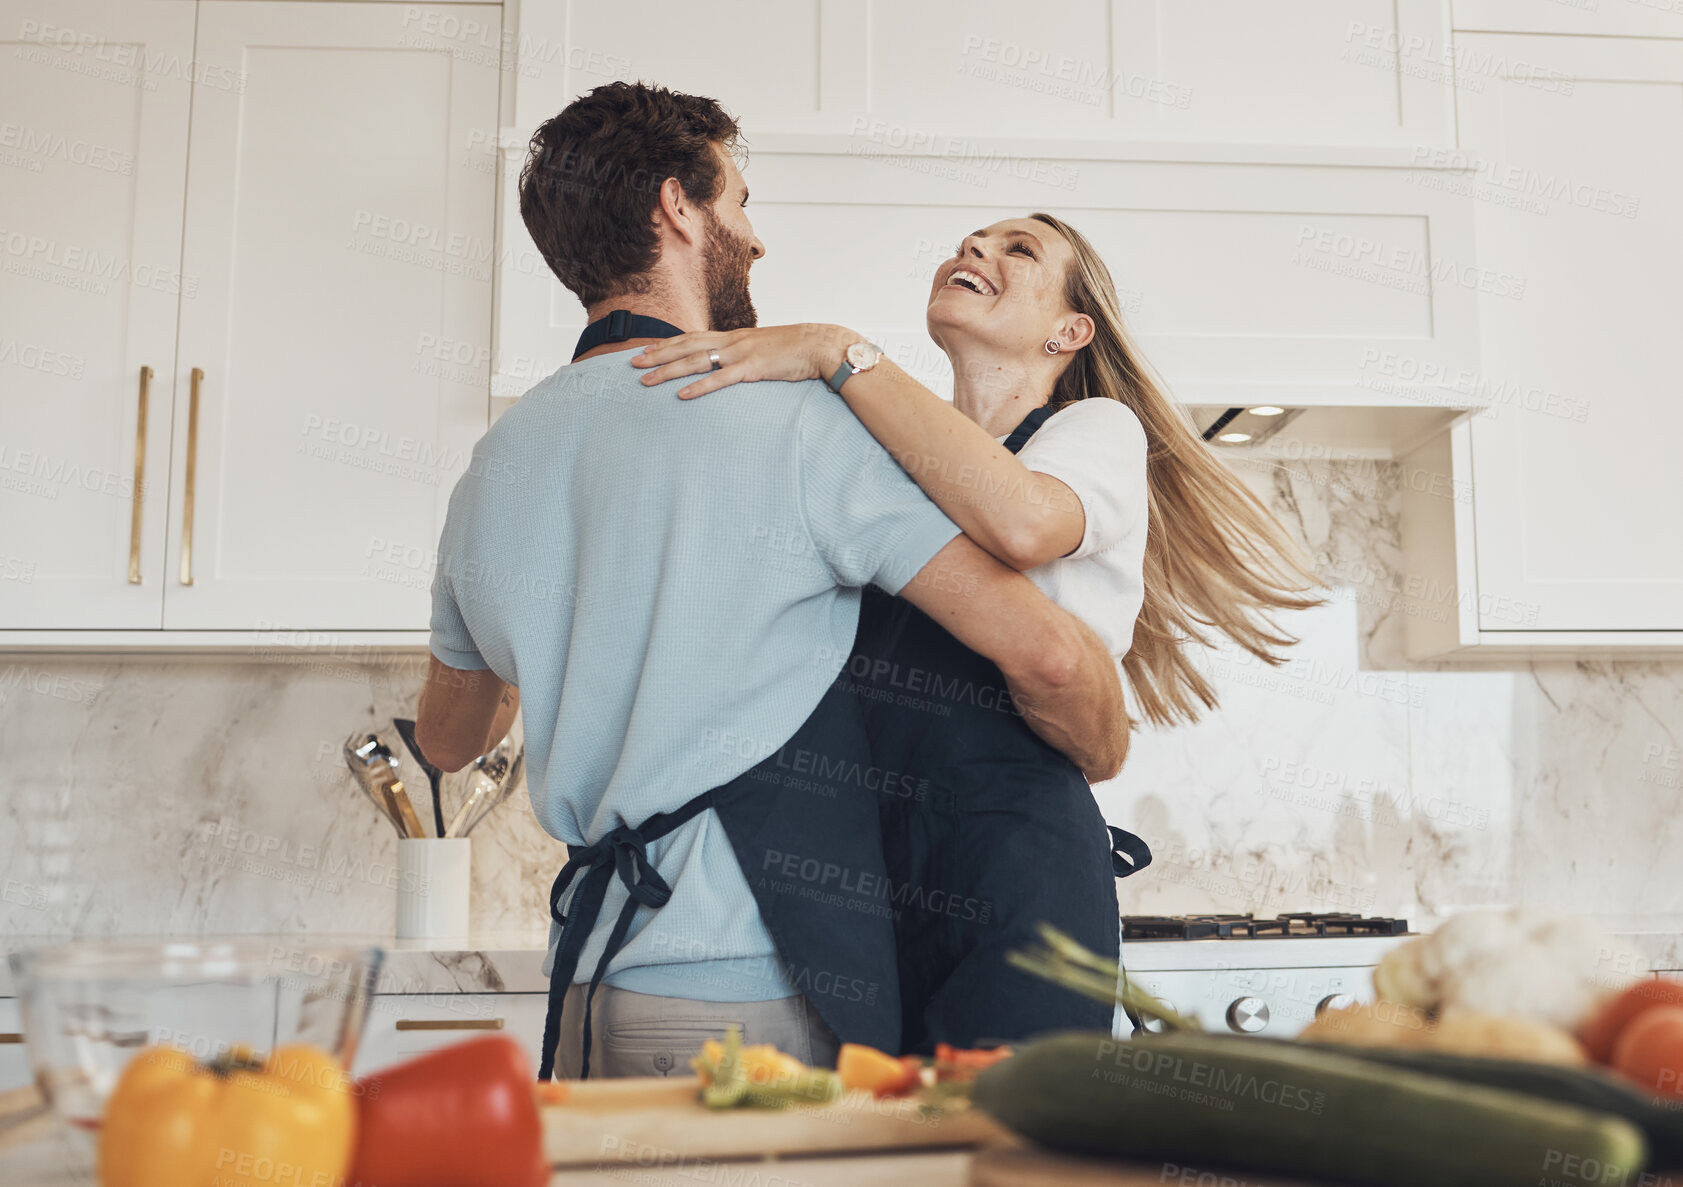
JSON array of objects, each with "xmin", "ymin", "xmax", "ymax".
[{"xmin": 1190, "ymin": 404, "xmax": 1466, "ymax": 459}]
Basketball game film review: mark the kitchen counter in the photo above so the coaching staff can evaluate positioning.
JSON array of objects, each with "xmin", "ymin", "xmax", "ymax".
[
  {"xmin": 5, "ymin": 915, "xmax": 1680, "ymax": 999},
  {"xmin": 1588, "ymin": 915, "xmax": 1683, "ymax": 974},
  {"xmin": 0, "ymin": 1123, "xmax": 976, "ymax": 1187},
  {"xmin": 0, "ymin": 931, "xmax": 555, "ymax": 997},
  {"xmin": 363, "ymin": 929, "xmax": 554, "ymax": 994},
  {"xmin": 0, "ymin": 1124, "xmax": 1360, "ymax": 1187}
]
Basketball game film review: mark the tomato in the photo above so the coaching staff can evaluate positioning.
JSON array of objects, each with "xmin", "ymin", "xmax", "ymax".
[
  {"xmin": 1579, "ymin": 977, "xmax": 1683, "ymax": 1064},
  {"xmin": 933, "ymin": 1043, "xmax": 1013, "ymax": 1082},
  {"xmin": 1611, "ymin": 1005, "xmax": 1683, "ymax": 1098},
  {"xmin": 836, "ymin": 1043, "xmax": 920, "ymax": 1097},
  {"xmin": 349, "ymin": 1036, "xmax": 546, "ymax": 1187},
  {"xmin": 100, "ymin": 1043, "xmax": 355, "ymax": 1187}
]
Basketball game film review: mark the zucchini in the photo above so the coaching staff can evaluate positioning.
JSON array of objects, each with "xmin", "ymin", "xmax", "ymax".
[
  {"xmin": 1283, "ymin": 1040, "xmax": 1683, "ymax": 1167},
  {"xmin": 972, "ymin": 1031, "xmax": 1648, "ymax": 1187}
]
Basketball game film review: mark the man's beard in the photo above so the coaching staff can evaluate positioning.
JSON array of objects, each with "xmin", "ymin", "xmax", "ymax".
[{"xmin": 700, "ymin": 210, "xmax": 757, "ymax": 331}]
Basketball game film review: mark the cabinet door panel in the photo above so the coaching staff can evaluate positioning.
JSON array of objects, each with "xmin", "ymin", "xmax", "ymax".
[
  {"xmin": 1460, "ymin": 36, "xmax": 1683, "ymax": 631},
  {"xmin": 165, "ymin": 2, "xmax": 498, "ymax": 631},
  {"xmin": 0, "ymin": 0, "xmax": 192, "ymax": 628}
]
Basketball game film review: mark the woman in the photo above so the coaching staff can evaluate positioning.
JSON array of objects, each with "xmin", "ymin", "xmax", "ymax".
[{"xmin": 633, "ymin": 213, "xmax": 1320, "ymax": 1048}]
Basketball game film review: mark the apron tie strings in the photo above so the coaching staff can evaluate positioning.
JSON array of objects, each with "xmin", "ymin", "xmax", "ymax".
[
  {"xmin": 1108, "ymin": 826, "xmax": 1152, "ymax": 878},
  {"xmin": 538, "ymin": 794, "xmax": 714, "ymax": 1081}
]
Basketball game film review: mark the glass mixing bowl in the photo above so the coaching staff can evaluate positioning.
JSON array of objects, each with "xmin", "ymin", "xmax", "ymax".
[{"xmin": 7, "ymin": 939, "xmax": 382, "ymax": 1136}]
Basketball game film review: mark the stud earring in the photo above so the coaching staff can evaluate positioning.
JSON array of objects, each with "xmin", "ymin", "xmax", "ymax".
[{"xmin": 1044, "ymin": 339, "xmax": 1061, "ymax": 355}]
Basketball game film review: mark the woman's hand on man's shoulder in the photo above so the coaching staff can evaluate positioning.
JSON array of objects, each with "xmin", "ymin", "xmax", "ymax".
[{"xmin": 630, "ymin": 324, "xmax": 856, "ymax": 400}]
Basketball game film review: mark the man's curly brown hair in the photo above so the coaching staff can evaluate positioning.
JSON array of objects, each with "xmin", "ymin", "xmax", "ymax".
[{"xmin": 519, "ymin": 82, "xmax": 742, "ymax": 307}]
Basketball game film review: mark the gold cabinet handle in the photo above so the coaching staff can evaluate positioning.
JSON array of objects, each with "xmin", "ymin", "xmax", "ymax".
[
  {"xmin": 179, "ymin": 367, "xmax": 203, "ymax": 586},
  {"xmin": 0, "ymin": 1033, "xmax": 23, "ymax": 1043},
  {"xmin": 393, "ymin": 1019, "xmax": 504, "ymax": 1032},
  {"xmin": 127, "ymin": 366, "xmax": 152, "ymax": 584}
]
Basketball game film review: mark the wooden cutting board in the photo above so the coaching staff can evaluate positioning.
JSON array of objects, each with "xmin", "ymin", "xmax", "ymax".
[
  {"xmin": 0, "ymin": 1086, "xmax": 53, "ymax": 1155},
  {"xmin": 969, "ymin": 1146, "xmax": 1340, "ymax": 1187},
  {"xmin": 543, "ymin": 1077, "xmax": 1011, "ymax": 1168}
]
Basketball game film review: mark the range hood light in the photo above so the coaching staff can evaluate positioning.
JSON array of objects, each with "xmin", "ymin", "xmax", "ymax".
[{"xmin": 1198, "ymin": 406, "xmax": 1301, "ymax": 446}]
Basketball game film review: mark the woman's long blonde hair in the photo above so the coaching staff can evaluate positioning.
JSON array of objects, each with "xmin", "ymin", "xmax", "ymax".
[{"xmin": 1031, "ymin": 212, "xmax": 1324, "ymax": 727}]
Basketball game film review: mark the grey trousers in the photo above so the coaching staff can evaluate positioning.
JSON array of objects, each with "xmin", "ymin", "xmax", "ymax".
[{"xmin": 552, "ymin": 982, "xmax": 841, "ymax": 1080}]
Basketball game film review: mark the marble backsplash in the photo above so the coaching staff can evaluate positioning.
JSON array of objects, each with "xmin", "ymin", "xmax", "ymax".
[
  {"xmin": 2, "ymin": 457, "xmax": 1679, "ymax": 942},
  {"xmin": 1101, "ymin": 453, "xmax": 1683, "ymax": 927}
]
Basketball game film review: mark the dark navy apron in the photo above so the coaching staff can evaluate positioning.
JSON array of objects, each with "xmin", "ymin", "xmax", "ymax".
[
  {"xmin": 848, "ymin": 401, "xmax": 1151, "ymax": 1052},
  {"xmin": 536, "ymin": 313, "xmax": 901, "ymax": 1080}
]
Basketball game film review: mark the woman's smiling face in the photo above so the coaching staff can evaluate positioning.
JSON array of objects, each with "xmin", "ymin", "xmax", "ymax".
[{"xmin": 926, "ymin": 217, "xmax": 1079, "ymax": 355}]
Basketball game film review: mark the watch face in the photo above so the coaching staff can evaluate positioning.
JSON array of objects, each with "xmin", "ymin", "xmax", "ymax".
[{"xmin": 846, "ymin": 340, "xmax": 882, "ymax": 370}]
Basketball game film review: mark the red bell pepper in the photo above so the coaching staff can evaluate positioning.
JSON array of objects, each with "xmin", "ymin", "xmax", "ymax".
[{"xmin": 349, "ymin": 1036, "xmax": 546, "ymax": 1187}]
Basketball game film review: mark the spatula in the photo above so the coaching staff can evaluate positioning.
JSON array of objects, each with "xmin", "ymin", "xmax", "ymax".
[{"xmin": 392, "ymin": 718, "xmax": 446, "ymax": 839}]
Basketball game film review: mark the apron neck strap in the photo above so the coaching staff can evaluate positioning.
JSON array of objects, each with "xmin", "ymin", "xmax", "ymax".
[
  {"xmin": 1001, "ymin": 403, "xmax": 1057, "ymax": 455},
  {"xmin": 572, "ymin": 310, "xmax": 687, "ymax": 360}
]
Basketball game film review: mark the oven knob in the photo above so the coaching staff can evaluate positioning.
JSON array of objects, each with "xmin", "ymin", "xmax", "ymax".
[
  {"xmin": 1316, "ymin": 993, "xmax": 1357, "ymax": 1017},
  {"xmin": 1225, "ymin": 996, "xmax": 1270, "ymax": 1033},
  {"xmin": 1136, "ymin": 999, "xmax": 1178, "ymax": 1034}
]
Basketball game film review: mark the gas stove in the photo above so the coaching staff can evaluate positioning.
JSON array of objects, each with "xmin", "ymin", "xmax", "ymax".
[{"xmin": 1113, "ymin": 912, "xmax": 1416, "ymax": 1039}]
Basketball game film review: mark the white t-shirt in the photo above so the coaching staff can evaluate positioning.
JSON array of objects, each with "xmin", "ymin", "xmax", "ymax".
[{"xmin": 998, "ymin": 399, "xmax": 1149, "ymax": 661}]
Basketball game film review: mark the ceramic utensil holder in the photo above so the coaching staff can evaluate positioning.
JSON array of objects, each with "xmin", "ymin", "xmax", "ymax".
[{"xmin": 396, "ymin": 838, "xmax": 471, "ymax": 939}]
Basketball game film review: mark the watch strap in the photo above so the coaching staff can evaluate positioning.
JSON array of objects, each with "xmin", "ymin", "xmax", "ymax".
[{"xmin": 825, "ymin": 359, "xmax": 855, "ymax": 395}]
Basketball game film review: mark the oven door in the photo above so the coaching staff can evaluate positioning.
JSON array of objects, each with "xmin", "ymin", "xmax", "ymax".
[{"xmin": 1121, "ymin": 964, "xmax": 1378, "ymax": 1038}]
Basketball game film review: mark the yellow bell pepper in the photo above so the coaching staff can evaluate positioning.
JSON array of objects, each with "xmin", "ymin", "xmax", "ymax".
[
  {"xmin": 693, "ymin": 1037, "xmax": 808, "ymax": 1087},
  {"xmin": 692, "ymin": 1027, "xmax": 840, "ymax": 1109},
  {"xmin": 100, "ymin": 1043, "xmax": 355, "ymax": 1187}
]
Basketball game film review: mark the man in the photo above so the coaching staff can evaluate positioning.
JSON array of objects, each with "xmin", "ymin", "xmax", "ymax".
[{"xmin": 415, "ymin": 82, "xmax": 1125, "ymax": 1079}]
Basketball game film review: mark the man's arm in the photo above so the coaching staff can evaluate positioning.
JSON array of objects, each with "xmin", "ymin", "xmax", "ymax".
[
  {"xmin": 896, "ymin": 536, "xmax": 1129, "ymax": 781},
  {"xmin": 415, "ymin": 656, "xmax": 520, "ymax": 772}
]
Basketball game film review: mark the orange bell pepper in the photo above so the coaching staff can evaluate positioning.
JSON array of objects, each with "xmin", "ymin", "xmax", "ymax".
[
  {"xmin": 100, "ymin": 1043, "xmax": 355, "ymax": 1187},
  {"xmin": 836, "ymin": 1043, "xmax": 921, "ymax": 1097}
]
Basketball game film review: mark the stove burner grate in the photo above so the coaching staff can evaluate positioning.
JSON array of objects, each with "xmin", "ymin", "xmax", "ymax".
[{"xmin": 1119, "ymin": 912, "xmax": 1410, "ymax": 940}]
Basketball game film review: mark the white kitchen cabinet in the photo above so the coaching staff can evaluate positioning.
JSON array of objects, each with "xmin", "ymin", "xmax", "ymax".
[
  {"xmin": 0, "ymin": 999, "xmax": 26, "ymax": 1092},
  {"xmin": 1453, "ymin": 0, "xmax": 1683, "ymax": 37},
  {"xmin": 512, "ymin": 0, "xmax": 1456, "ymax": 148},
  {"xmin": 496, "ymin": 0, "xmax": 1479, "ymax": 406},
  {"xmin": 0, "ymin": 0, "xmax": 195, "ymax": 629},
  {"xmin": 164, "ymin": 1, "xmax": 499, "ymax": 631},
  {"xmin": 1399, "ymin": 34, "xmax": 1683, "ymax": 651},
  {"xmin": 1400, "ymin": 35, "xmax": 1683, "ymax": 652},
  {"xmin": 352, "ymin": 992, "xmax": 549, "ymax": 1077},
  {"xmin": 0, "ymin": 1, "xmax": 500, "ymax": 646}
]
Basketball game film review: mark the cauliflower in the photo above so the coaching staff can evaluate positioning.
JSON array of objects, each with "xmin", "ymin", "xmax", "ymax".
[{"xmin": 1372, "ymin": 908, "xmax": 1642, "ymax": 1031}]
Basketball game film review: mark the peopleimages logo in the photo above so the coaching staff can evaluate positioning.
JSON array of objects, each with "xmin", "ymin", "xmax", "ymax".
[
  {"xmin": 0, "ymin": 226, "xmax": 199, "ymax": 298},
  {"xmin": 760, "ymin": 848, "xmax": 993, "ymax": 924},
  {"xmin": 1408, "ymin": 147, "xmax": 1640, "ymax": 219},
  {"xmin": 957, "ymin": 34, "xmax": 1194, "ymax": 110},
  {"xmin": 16, "ymin": 19, "xmax": 245, "ymax": 92},
  {"xmin": 1091, "ymin": 1041, "xmax": 1327, "ymax": 1115},
  {"xmin": 847, "ymin": 117, "xmax": 1081, "ymax": 192},
  {"xmin": 0, "ymin": 123, "xmax": 134, "ymax": 174},
  {"xmin": 1342, "ymin": 22, "xmax": 1576, "ymax": 94}
]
